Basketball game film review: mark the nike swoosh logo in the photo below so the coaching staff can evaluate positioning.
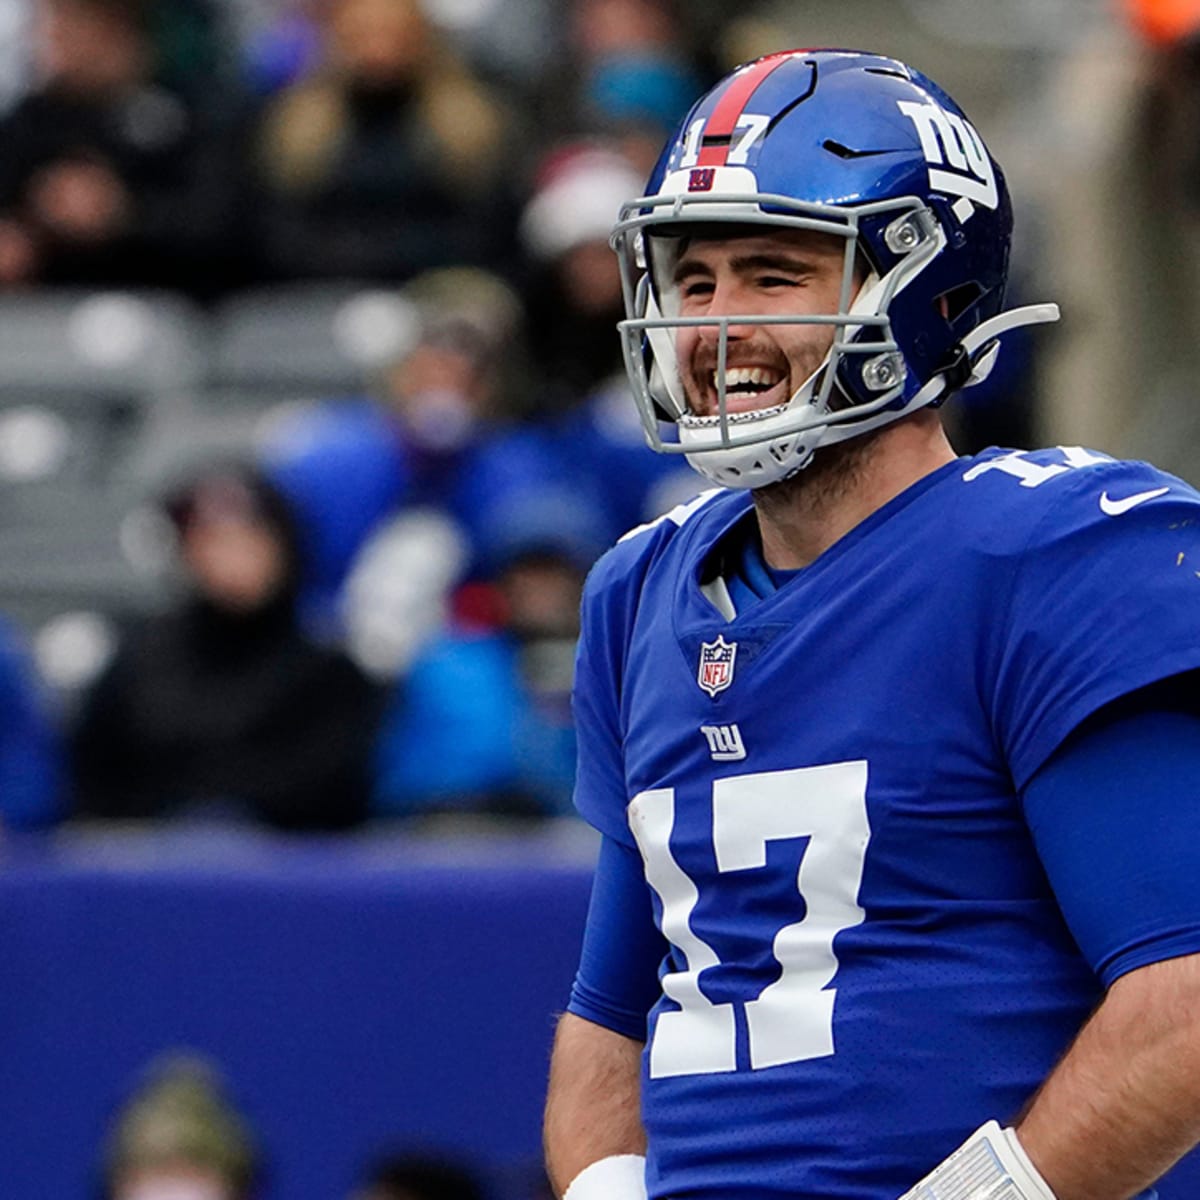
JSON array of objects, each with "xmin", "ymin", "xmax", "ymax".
[{"xmin": 1099, "ymin": 486, "xmax": 1169, "ymax": 516}]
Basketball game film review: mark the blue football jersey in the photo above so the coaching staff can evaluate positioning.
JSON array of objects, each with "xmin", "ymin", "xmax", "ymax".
[{"xmin": 571, "ymin": 446, "xmax": 1200, "ymax": 1199}]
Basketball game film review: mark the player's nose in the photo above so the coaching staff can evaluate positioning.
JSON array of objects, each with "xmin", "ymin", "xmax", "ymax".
[
  {"xmin": 697, "ymin": 277, "xmax": 759, "ymax": 342},
  {"xmin": 697, "ymin": 295, "xmax": 758, "ymax": 344}
]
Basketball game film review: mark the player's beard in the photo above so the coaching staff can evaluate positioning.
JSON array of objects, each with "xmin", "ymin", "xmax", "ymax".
[{"xmin": 750, "ymin": 422, "xmax": 887, "ymax": 526}]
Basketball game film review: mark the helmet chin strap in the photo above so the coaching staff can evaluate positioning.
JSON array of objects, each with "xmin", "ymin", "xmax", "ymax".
[
  {"xmin": 960, "ymin": 303, "xmax": 1061, "ymax": 382},
  {"xmin": 816, "ymin": 302, "xmax": 1061, "ymax": 452}
]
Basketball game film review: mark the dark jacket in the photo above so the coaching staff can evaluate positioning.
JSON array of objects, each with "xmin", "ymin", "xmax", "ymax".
[{"xmin": 71, "ymin": 590, "xmax": 380, "ymax": 831}]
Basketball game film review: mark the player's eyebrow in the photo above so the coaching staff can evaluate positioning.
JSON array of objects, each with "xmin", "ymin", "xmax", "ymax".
[{"xmin": 672, "ymin": 250, "xmax": 824, "ymax": 285}]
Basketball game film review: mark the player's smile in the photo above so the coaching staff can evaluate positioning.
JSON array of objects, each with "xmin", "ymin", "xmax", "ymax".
[
  {"xmin": 701, "ymin": 359, "xmax": 790, "ymax": 416},
  {"xmin": 669, "ymin": 228, "xmax": 854, "ymax": 421}
]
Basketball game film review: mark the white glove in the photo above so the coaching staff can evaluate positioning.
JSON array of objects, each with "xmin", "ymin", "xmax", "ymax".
[
  {"xmin": 563, "ymin": 1154, "xmax": 648, "ymax": 1200},
  {"xmin": 898, "ymin": 1120, "xmax": 1058, "ymax": 1200}
]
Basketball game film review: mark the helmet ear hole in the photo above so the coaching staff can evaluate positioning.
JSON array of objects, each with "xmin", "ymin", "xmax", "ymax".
[{"xmin": 937, "ymin": 282, "xmax": 985, "ymax": 324}]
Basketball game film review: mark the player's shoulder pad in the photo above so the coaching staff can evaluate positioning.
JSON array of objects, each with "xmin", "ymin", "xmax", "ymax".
[{"xmin": 954, "ymin": 446, "xmax": 1200, "ymax": 554}]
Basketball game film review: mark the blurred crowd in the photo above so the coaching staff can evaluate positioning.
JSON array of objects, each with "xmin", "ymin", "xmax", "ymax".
[
  {"xmin": 0, "ymin": 0, "xmax": 726, "ymax": 294},
  {"xmin": 0, "ymin": 0, "xmax": 1196, "ymax": 836},
  {"xmin": 0, "ymin": 0, "xmax": 729, "ymax": 833}
]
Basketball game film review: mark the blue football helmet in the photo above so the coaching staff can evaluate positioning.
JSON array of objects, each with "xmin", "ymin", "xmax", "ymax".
[{"xmin": 610, "ymin": 49, "xmax": 1059, "ymax": 488}]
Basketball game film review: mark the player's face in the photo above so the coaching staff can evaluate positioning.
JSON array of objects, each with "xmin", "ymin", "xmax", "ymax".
[{"xmin": 671, "ymin": 228, "xmax": 854, "ymax": 418}]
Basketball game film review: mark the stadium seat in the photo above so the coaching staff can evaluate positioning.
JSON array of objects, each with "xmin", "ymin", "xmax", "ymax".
[
  {"xmin": 0, "ymin": 290, "xmax": 208, "ymax": 666},
  {"xmin": 208, "ymin": 283, "xmax": 419, "ymax": 396},
  {"xmin": 0, "ymin": 289, "xmax": 207, "ymax": 396},
  {"xmin": 0, "ymin": 289, "xmax": 210, "ymax": 488}
]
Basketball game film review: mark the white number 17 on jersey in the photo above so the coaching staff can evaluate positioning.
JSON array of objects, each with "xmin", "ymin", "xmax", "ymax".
[{"xmin": 629, "ymin": 762, "xmax": 871, "ymax": 1078}]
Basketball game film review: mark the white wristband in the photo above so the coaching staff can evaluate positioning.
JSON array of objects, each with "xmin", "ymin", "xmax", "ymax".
[
  {"xmin": 563, "ymin": 1153, "xmax": 648, "ymax": 1200},
  {"xmin": 897, "ymin": 1121, "xmax": 1058, "ymax": 1200}
]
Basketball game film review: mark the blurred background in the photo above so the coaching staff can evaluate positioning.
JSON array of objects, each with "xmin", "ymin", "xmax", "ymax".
[{"xmin": 1, "ymin": 0, "xmax": 1199, "ymax": 1196}]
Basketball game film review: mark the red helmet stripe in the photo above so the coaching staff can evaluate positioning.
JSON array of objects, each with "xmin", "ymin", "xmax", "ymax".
[{"xmin": 696, "ymin": 51, "xmax": 798, "ymax": 167}]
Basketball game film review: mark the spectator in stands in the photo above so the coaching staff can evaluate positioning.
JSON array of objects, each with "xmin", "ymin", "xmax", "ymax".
[
  {"xmin": 70, "ymin": 462, "xmax": 380, "ymax": 830},
  {"xmin": 260, "ymin": 266, "xmax": 526, "ymax": 650},
  {"xmin": 100, "ymin": 1053, "xmax": 261, "ymax": 1200},
  {"xmin": 0, "ymin": 613, "xmax": 64, "ymax": 831},
  {"xmin": 371, "ymin": 504, "xmax": 593, "ymax": 820},
  {"xmin": 247, "ymin": 0, "xmax": 519, "ymax": 282},
  {"xmin": 449, "ymin": 370, "xmax": 699, "ymax": 603},
  {"xmin": 0, "ymin": 0, "xmax": 241, "ymax": 294},
  {"xmin": 518, "ymin": 142, "xmax": 646, "ymax": 406},
  {"xmin": 531, "ymin": 0, "xmax": 712, "ymax": 174},
  {"xmin": 349, "ymin": 1151, "xmax": 486, "ymax": 1200}
]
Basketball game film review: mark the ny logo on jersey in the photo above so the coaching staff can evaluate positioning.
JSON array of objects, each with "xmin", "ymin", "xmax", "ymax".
[
  {"xmin": 896, "ymin": 98, "xmax": 998, "ymax": 215},
  {"xmin": 700, "ymin": 723, "xmax": 746, "ymax": 761},
  {"xmin": 697, "ymin": 635, "xmax": 737, "ymax": 697}
]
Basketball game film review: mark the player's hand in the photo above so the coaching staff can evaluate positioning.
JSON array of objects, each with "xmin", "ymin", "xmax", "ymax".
[{"xmin": 897, "ymin": 1121, "xmax": 1057, "ymax": 1200}]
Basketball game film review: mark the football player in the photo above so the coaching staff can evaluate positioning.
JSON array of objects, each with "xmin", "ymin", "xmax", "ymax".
[{"xmin": 544, "ymin": 49, "xmax": 1200, "ymax": 1200}]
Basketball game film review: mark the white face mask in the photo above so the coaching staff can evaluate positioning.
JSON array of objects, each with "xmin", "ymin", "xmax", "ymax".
[{"xmin": 119, "ymin": 1176, "xmax": 231, "ymax": 1200}]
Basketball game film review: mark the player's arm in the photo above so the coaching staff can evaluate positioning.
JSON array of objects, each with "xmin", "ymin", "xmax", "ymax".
[
  {"xmin": 902, "ymin": 685, "xmax": 1200, "ymax": 1200},
  {"xmin": 1014, "ymin": 684, "xmax": 1200, "ymax": 1200},
  {"xmin": 1016, "ymin": 951, "xmax": 1200, "ymax": 1199},
  {"xmin": 544, "ymin": 834, "xmax": 665, "ymax": 1199},
  {"xmin": 545, "ymin": 1013, "xmax": 646, "ymax": 1198}
]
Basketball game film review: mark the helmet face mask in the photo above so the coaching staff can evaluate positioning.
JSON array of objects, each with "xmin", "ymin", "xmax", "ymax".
[{"xmin": 610, "ymin": 49, "xmax": 1026, "ymax": 490}]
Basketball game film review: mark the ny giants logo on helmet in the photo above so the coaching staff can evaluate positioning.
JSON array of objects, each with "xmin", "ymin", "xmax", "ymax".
[
  {"xmin": 688, "ymin": 168, "xmax": 716, "ymax": 192},
  {"xmin": 896, "ymin": 98, "xmax": 998, "ymax": 216}
]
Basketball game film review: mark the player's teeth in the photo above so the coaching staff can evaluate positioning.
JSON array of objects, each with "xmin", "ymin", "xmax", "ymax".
[{"xmin": 712, "ymin": 367, "xmax": 781, "ymax": 389}]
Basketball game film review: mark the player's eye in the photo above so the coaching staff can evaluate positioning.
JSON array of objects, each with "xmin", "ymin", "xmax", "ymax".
[
  {"xmin": 678, "ymin": 278, "xmax": 714, "ymax": 301},
  {"xmin": 755, "ymin": 273, "xmax": 801, "ymax": 289}
]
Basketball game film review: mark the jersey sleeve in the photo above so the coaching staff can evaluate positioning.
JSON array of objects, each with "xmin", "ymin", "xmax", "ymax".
[
  {"xmin": 1022, "ymin": 684, "xmax": 1200, "ymax": 986},
  {"xmin": 567, "ymin": 833, "xmax": 667, "ymax": 1038},
  {"xmin": 991, "ymin": 462, "xmax": 1200, "ymax": 790}
]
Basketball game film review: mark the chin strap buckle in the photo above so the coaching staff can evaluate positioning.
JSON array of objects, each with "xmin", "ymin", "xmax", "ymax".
[
  {"xmin": 937, "ymin": 342, "xmax": 974, "ymax": 395},
  {"xmin": 937, "ymin": 301, "xmax": 1062, "ymax": 402}
]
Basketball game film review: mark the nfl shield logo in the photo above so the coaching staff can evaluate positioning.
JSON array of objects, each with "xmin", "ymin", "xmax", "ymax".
[{"xmin": 697, "ymin": 635, "xmax": 737, "ymax": 697}]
